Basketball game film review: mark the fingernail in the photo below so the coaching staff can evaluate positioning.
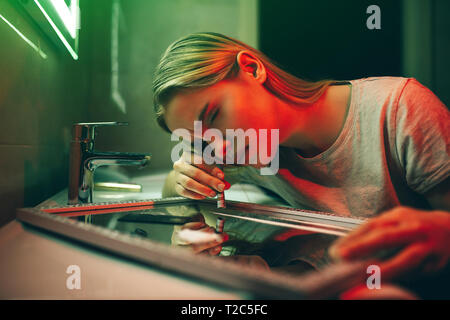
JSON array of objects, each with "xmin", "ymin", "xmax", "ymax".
[
  {"xmin": 209, "ymin": 191, "xmax": 216, "ymax": 197},
  {"xmin": 217, "ymin": 172, "xmax": 224, "ymax": 179},
  {"xmin": 217, "ymin": 184, "xmax": 225, "ymax": 192}
]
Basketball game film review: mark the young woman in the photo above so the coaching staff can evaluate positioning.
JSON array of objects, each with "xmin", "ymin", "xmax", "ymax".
[{"xmin": 152, "ymin": 32, "xmax": 449, "ymax": 283}]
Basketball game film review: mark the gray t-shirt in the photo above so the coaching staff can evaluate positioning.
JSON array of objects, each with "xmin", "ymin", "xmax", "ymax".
[
  {"xmin": 221, "ymin": 77, "xmax": 449, "ymax": 269},
  {"xmin": 225, "ymin": 76, "xmax": 449, "ymax": 218}
]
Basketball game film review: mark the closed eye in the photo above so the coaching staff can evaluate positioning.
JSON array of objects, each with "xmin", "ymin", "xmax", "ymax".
[{"xmin": 209, "ymin": 107, "xmax": 220, "ymax": 124}]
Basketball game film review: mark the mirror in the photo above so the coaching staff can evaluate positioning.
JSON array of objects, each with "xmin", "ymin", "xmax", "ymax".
[
  {"xmin": 35, "ymin": 197, "xmax": 364, "ymax": 282},
  {"xmin": 17, "ymin": 195, "xmax": 369, "ymax": 298}
]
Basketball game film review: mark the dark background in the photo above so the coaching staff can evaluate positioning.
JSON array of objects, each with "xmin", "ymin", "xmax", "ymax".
[
  {"xmin": 258, "ymin": 0, "xmax": 449, "ymax": 102},
  {"xmin": 260, "ymin": 0, "xmax": 403, "ymax": 81}
]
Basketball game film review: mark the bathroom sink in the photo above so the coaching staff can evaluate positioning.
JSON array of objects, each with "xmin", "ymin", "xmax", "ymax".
[
  {"xmin": 17, "ymin": 192, "xmax": 366, "ymax": 299},
  {"xmin": 90, "ymin": 167, "xmax": 165, "ymax": 202},
  {"xmin": 40, "ymin": 167, "xmax": 290, "ymax": 246},
  {"xmin": 88, "ymin": 170, "xmax": 291, "ymax": 245},
  {"xmin": 91, "ymin": 167, "xmax": 288, "ymax": 205},
  {"xmin": 10, "ymin": 161, "xmax": 367, "ymax": 299}
]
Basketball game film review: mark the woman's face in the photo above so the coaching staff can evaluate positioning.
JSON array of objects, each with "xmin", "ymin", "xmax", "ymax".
[{"xmin": 164, "ymin": 70, "xmax": 283, "ymax": 167}]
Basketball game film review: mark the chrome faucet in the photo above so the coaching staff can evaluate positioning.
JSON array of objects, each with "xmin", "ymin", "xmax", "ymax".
[{"xmin": 68, "ymin": 122, "xmax": 151, "ymax": 204}]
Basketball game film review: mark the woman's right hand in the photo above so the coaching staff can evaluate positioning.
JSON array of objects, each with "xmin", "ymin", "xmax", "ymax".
[
  {"xmin": 172, "ymin": 213, "xmax": 229, "ymax": 255},
  {"xmin": 172, "ymin": 151, "xmax": 230, "ymax": 199}
]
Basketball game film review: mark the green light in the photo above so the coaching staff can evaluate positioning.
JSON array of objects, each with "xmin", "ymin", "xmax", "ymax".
[
  {"xmin": 111, "ymin": 0, "xmax": 126, "ymax": 113},
  {"xmin": 34, "ymin": 0, "xmax": 78, "ymax": 60},
  {"xmin": 49, "ymin": 0, "xmax": 77, "ymax": 38},
  {"xmin": 0, "ymin": 13, "xmax": 47, "ymax": 59}
]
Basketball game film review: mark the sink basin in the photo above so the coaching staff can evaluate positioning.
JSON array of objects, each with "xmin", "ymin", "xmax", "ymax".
[
  {"xmin": 91, "ymin": 168, "xmax": 165, "ymax": 202},
  {"xmin": 21, "ymin": 192, "xmax": 365, "ymax": 299},
  {"xmin": 39, "ymin": 167, "xmax": 289, "ymax": 247},
  {"xmin": 89, "ymin": 171, "xmax": 289, "ymax": 245},
  {"xmin": 92, "ymin": 168, "xmax": 287, "ymax": 205},
  {"xmin": 40, "ymin": 168, "xmax": 291, "ymax": 245}
]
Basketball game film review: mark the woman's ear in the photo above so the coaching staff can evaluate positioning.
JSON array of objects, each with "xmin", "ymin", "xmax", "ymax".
[{"xmin": 236, "ymin": 51, "xmax": 267, "ymax": 84}]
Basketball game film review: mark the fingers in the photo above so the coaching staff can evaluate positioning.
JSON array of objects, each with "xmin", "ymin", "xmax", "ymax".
[
  {"xmin": 176, "ymin": 220, "xmax": 229, "ymax": 255},
  {"xmin": 181, "ymin": 221, "xmax": 206, "ymax": 231},
  {"xmin": 328, "ymin": 207, "xmax": 450, "ymax": 281},
  {"xmin": 333, "ymin": 216, "xmax": 400, "ymax": 249},
  {"xmin": 181, "ymin": 151, "xmax": 225, "ymax": 179},
  {"xmin": 330, "ymin": 208, "xmax": 426, "ymax": 261},
  {"xmin": 207, "ymin": 245, "xmax": 223, "ymax": 256},
  {"xmin": 191, "ymin": 232, "xmax": 229, "ymax": 254},
  {"xmin": 331, "ymin": 225, "xmax": 426, "ymax": 261},
  {"xmin": 379, "ymin": 243, "xmax": 429, "ymax": 280},
  {"xmin": 177, "ymin": 174, "xmax": 217, "ymax": 198},
  {"xmin": 173, "ymin": 160, "xmax": 228, "ymax": 199},
  {"xmin": 174, "ymin": 182, "xmax": 206, "ymax": 200}
]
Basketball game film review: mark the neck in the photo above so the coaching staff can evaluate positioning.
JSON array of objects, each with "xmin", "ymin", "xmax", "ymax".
[{"xmin": 278, "ymin": 84, "xmax": 350, "ymax": 157}]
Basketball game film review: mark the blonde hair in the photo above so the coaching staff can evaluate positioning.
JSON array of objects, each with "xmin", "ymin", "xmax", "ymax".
[{"xmin": 153, "ymin": 32, "xmax": 335, "ymax": 132}]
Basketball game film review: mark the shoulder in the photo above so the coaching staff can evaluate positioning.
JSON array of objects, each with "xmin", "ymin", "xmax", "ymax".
[
  {"xmin": 350, "ymin": 76, "xmax": 448, "ymax": 123},
  {"xmin": 395, "ymin": 78, "xmax": 449, "ymax": 129},
  {"xmin": 351, "ymin": 76, "xmax": 411, "ymax": 97},
  {"xmin": 348, "ymin": 76, "xmax": 412, "ymax": 112},
  {"xmin": 397, "ymin": 78, "xmax": 447, "ymax": 110},
  {"xmin": 353, "ymin": 76, "xmax": 446, "ymax": 106},
  {"xmin": 351, "ymin": 76, "xmax": 409, "ymax": 87},
  {"xmin": 391, "ymin": 79, "xmax": 449, "ymax": 194}
]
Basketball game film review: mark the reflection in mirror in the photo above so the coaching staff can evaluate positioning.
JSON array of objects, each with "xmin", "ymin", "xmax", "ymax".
[{"xmin": 57, "ymin": 199, "xmax": 362, "ymax": 278}]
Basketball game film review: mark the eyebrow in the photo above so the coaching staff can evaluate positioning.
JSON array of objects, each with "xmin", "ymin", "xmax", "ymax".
[{"xmin": 197, "ymin": 102, "xmax": 209, "ymax": 122}]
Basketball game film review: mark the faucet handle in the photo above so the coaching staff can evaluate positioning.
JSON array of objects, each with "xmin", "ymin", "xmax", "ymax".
[
  {"xmin": 72, "ymin": 121, "xmax": 128, "ymax": 141},
  {"xmin": 72, "ymin": 122, "xmax": 128, "ymax": 150}
]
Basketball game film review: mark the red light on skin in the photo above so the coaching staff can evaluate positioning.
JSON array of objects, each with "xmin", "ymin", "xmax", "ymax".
[
  {"xmin": 165, "ymin": 70, "xmax": 282, "ymax": 175},
  {"xmin": 273, "ymin": 229, "xmax": 315, "ymax": 241}
]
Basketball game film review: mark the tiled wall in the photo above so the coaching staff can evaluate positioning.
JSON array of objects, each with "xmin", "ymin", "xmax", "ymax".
[
  {"xmin": 0, "ymin": 0, "xmax": 89, "ymax": 226},
  {"xmin": 85, "ymin": 0, "xmax": 259, "ymax": 173},
  {"xmin": 0, "ymin": 0, "xmax": 258, "ymax": 227}
]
